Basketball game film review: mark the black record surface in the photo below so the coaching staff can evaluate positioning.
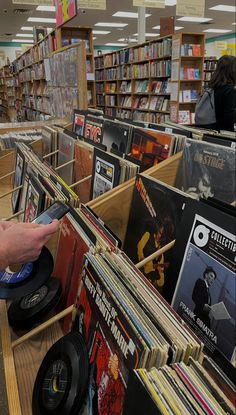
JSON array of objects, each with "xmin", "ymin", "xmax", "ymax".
[
  {"xmin": 0, "ymin": 246, "xmax": 53, "ymax": 300},
  {"xmin": 32, "ymin": 332, "xmax": 89, "ymax": 415},
  {"xmin": 8, "ymin": 277, "xmax": 62, "ymax": 329}
]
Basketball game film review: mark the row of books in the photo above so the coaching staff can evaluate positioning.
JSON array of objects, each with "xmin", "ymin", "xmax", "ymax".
[
  {"xmin": 45, "ymin": 47, "xmax": 79, "ymax": 87},
  {"xmin": 105, "ymin": 95, "xmax": 116, "ymax": 106},
  {"xmin": 133, "ymin": 96, "xmax": 170, "ymax": 112},
  {"xmin": 96, "ymin": 95, "xmax": 105, "ymax": 106},
  {"xmin": 179, "ymin": 89, "xmax": 199, "ymax": 103},
  {"xmin": 22, "ymin": 95, "xmax": 51, "ymax": 115},
  {"xmin": 18, "ymin": 63, "xmax": 45, "ymax": 83},
  {"xmin": 180, "ymin": 67, "xmax": 201, "ymax": 80},
  {"xmin": 133, "ymin": 63, "xmax": 149, "ymax": 79},
  {"xmin": 181, "ymin": 43, "xmax": 202, "ymax": 57},
  {"xmin": 204, "ymin": 58, "xmax": 217, "ymax": 71},
  {"xmin": 0, "ymin": 129, "xmax": 42, "ymax": 150},
  {"xmin": 150, "ymin": 60, "xmax": 171, "ymax": 78}
]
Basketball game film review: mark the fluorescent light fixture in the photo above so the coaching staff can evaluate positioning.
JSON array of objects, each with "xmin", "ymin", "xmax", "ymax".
[
  {"xmin": 12, "ymin": 39, "xmax": 34, "ymax": 43},
  {"xmin": 36, "ymin": 5, "xmax": 55, "ymax": 11},
  {"xmin": 16, "ymin": 33, "xmax": 33, "ymax": 37},
  {"xmin": 93, "ymin": 37, "xmax": 97, "ymax": 40},
  {"xmin": 112, "ymin": 11, "xmax": 151, "ymax": 18},
  {"xmin": 165, "ymin": 0, "xmax": 177, "ymax": 5},
  {"xmin": 21, "ymin": 26, "xmax": 33, "ymax": 31},
  {"xmin": 95, "ymin": 22, "xmax": 128, "ymax": 27},
  {"xmin": 118, "ymin": 38, "xmax": 137, "ymax": 42},
  {"xmin": 28, "ymin": 17, "xmax": 56, "ymax": 23},
  {"xmin": 209, "ymin": 4, "xmax": 236, "ymax": 12},
  {"xmin": 106, "ymin": 42, "xmax": 128, "ymax": 46},
  {"xmin": 133, "ymin": 32, "xmax": 160, "ymax": 37},
  {"xmin": 177, "ymin": 17, "xmax": 212, "ymax": 22},
  {"xmin": 152, "ymin": 25, "xmax": 184, "ymax": 30},
  {"xmin": 203, "ymin": 28, "xmax": 232, "ymax": 33},
  {"xmin": 233, "ymin": 22, "xmax": 236, "ymax": 25},
  {"xmin": 93, "ymin": 30, "xmax": 111, "ymax": 34}
]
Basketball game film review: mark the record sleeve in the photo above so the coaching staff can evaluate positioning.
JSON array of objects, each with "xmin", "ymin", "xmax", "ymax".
[
  {"xmin": 171, "ymin": 199, "xmax": 236, "ymax": 371},
  {"xmin": 57, "ymin": 130, "xmax": 75, "ymax": 185},
  {"xmin": 84, "ymin": 115, "xmax": 103, "ymax": 144},
  {"xmin": 73, "ymin": 141, "xmax": 93, "ymax": 203},
  {"xmin": 73, "ymin": 109, "xmax": 87, "ymax": 137},
  {"xmin": 11, "ymin": 146, "xmax": 25, "ymax": 213},
  {"xmin": 123, "ymin": 174, "xmax": 187, "ymax": 297},
  {"xmin": 24, "ymin": 174, "xmax": 45, "ymax": 223},
  {"xmin": 91, "ymin": 148, "xmax": 121, "ymax": 200},
  {"xmin": 175, "ymin": 138, "xmax": 236, "ymax": 204},
  {"xmin": 101, "ymin": 119, "xmax": 133, "ymax": 154}
]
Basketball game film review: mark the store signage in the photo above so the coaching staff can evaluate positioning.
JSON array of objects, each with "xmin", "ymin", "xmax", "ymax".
[
  {"xmin": 160, "ymin": 16, "xmax": 175, "ymax": 36},
  {"xmin": 12, "ymin": 0, "xmax": 53, "ymax": 4},
  {"xmin": 215, "ymin": 41, "xmax": 227, "ymax": 50},
  {"xmin": 78, "ymin": 0, "xmax": 106, "ymax": 9},
  {"xmin": 55, "ymin": 0, "xmax": 77, "ymax": 28},
  {"xmin": 176, "ymin": 0, "xmax": 205, "ymax": 17},
  {"xmin": 133, "ymin": 0, "xmax": 165, "ymax": 8}
]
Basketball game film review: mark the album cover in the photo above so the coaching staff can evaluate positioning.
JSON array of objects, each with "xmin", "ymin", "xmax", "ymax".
[
  {"xmin": 75, "ymin": 253, "xmax": 146, "ymax": 415},
  {"xmin": 42, "ymin": 126, "xmax": 58, "ymax": 167},
  {"xmin": 130, "ymin": 128, "xmax": 174, "ymax": 171},
  {"xmin": 175, "ymin": 139, "xmax": 236, "ymax": 204},
  {"xmin": 91, "ymin": 148, "xmax": 121, "ymax": 200},
  {"xmin": 11, "ymin": 147, "xmax": 25, "ymax": 213},
  {"xmin": 171, "ymin": 199, "xmax": 236, "ymax": 370},
  {"xmin": 53, "ymin": 215, "xmax": 90, "ymax": 332},
  {"xmin": 203, "ymin": 133, "xmax": 236, "ymax": 149},
  {"xmin": 73, "ymin": 110, "xmax": 87, "ymax": 137},
  {"xmin": 73, "ymin": 141, "xmax": 93, "ymax": 203},
  {"xmin": 24, "ymin": 174, "xmax": 45, "ymax": 223},
  {"xmin": 123, "ymin": 174, "xmax": 187, "ymax": 297},
  {"xmin": 57, "ymin": 130, "xmax": 75, "ymax": 185},
  {"xmin": 84, "ymin": 115, "xmax": 103, "ymax": 145},
  {"xmin": 101, "ymin": 119, "xmax": 133, "ymax": 154}
]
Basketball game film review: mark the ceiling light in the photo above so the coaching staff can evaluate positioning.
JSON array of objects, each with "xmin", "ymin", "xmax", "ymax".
[
  {"xmin": 152, "ymin": 25, "xmax": 184, "ymax": 30},
  {"xmin": 113, "ymin": 11, "xmax": 151, "ymax": 18},
  {"xmin": 93, "ymin": 37, "xmax": 97, "ymax": 40},
  {"xmin": 36, "ymin": 5, "xmax": 55, "ymax": 12},
  {"xmin": 93, "ymin": 30, "xmax": 111, "ymax": 34},
  {"xmin": 21, "ymin": 26, "xmax": 33, "ymax": 31},
  {"xmin": 106, "ymin": 42, "xmax": 128, "ymax": 46},
  {"xmin": 12, "ymin": 39, "xmax": 34, "ymax": 43},
  {"xmin": 95, "ymin": 22, "xmax": 128, "ymax": 27},
  {"xmin": 133, "ymin": 32, "xmax": 160, "ymax": 37},
  {"xmin": 203, "ymin": 28, "xmax": 232, "ymax": 33},
  {"xmin": 28, "ymin": 17, "xmax": 56, "ymax": 23},
  {"xmin": 165, "ymin": 0, "xmax": 177, "ymax": 5},
  {"xmin": 16, "ymin": 33, "xmax": 33, "ymax": 37},
  {"xmin": 233, "ymin": 23, "xmax": 236, "ymax": 25},
  {"xmin": 118, "ymin": 38, "xmax": 137, "ymax": 42},
  {"xmin": 209, "ymin": 4, "xmax": 236, "ymax": 12},
  {"xmin": 177, "ymin": 17, "xmax": 213, "ymax": 22}
]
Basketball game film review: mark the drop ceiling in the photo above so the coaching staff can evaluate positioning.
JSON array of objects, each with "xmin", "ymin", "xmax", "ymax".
[{"xmin": 0, "ymin": 0, "xmax": 235, "ymax": 46}]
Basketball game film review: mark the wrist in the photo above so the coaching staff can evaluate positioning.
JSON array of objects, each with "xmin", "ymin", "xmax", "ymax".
[{"xmin": 0, "ymin": 242, "xmax": 9, "ymax": 271}]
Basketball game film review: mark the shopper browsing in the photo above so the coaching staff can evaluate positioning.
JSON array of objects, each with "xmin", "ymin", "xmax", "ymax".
[{"xmin": 0, "ymin": 220, "xmax": 58, "ymax": 271}]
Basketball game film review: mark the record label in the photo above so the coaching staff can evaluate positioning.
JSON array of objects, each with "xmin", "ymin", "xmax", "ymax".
[
  {"xmin": 0, "ymin": 263, "xmax": 33, "ymax": 284},
  {"xmin": 20, "ymin": 285, "xmax": 48, "ymax": 309}
]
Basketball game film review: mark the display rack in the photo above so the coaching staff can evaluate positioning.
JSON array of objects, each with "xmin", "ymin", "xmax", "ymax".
[
  {"xmin": 8, "ymin": 26, "xmax": 93, "ymax": 121},
  {"xmin": 95, "ymin": 35, "xmax": 172, "ymax": 123},
  {"xmin": 203, "ymin": 56, "xmax": 217, "ymax": 89},
  {"xmin": 170, "ymin": 32, "xmax": 205, "ymax": 125}
]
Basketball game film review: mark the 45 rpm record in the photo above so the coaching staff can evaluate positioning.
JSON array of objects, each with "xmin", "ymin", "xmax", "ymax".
[
  {"xmin": 8, "ymin": 277, "xmax": 62, "ymax": 330},
  {"xmin": 0, "ymin": 246, "xmax": 53, "ymax": 300},
  {"xmin": 32, "ymin": 332, "xmax": 89, "ymax": 415}
]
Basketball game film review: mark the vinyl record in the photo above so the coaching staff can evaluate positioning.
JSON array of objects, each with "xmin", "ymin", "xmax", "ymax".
[
  {"xmin": 32, "ymin": 332, "xmax": 89, "ymax": 415},
  {"xmin": 0, "ymin": 246, "xmax": 53, "ymax": 300},
  {"xmin": 8, "ymin": 277, "xmax": 62, "ymax": 329}
]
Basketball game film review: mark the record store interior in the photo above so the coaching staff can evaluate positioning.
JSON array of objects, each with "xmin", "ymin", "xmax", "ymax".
[{"xmin": 0, "ymin": 0, "xmax": 235, "ymax": 414}]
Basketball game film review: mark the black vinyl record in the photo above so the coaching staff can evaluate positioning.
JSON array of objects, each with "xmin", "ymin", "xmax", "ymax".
[
  {"xmin": 0, "ymin": 246, "xmax": 53, "ymax": 300},
  {"xmin": 8, "ymin": 277, "xmax": 62, "ymax": 329},
  {"xmin": 32, "ymin": 332, "xmax": 89, "ymax": 415}
]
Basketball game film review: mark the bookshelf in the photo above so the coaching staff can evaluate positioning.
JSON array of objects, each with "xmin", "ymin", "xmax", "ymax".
[
  {"xmin": 95, "ymin": 35, "xmax": 172, "ymax": 123},
  {"xmin": 203, "ymin": 56, "xmax": 217, "ymax": 89},
  {"xmin": 8, "ymin": 26, "xmax": 93, "ymax": 121},
  {"xmin": 170, "ymin": 32, "xmax": 205, "ymax": 125},
  {"xmin": 0, "ymin": 65, "xmax": 16, "ymax": 120}
]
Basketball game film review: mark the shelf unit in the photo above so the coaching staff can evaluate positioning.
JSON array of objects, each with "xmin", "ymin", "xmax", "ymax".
[
  {"xmin": 0, "ymin": 65, "xmax": 16, "ymax": 120},
  {"xmin": 95, "ymin": 35, "xmax": 172, "ymax": 123},
  {"xmin": 170, "ymin": 32, "xmax": 205, "ymax": 125},
  {"xmin": 8, "ymin": 26, "xmax": 93, "ymax": 121},
  {"xmin": 203, "ymin": 56, "xmax": 217, "ymax": 89}
]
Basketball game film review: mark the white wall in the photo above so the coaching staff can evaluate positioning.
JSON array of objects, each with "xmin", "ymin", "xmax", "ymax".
[
  {"xmin": 0, "ymin": 45, "xmax": 22, "ymax": 66},
  {"xmin": 205, "ymin": 34, "xmax": 236, "ymax": 58}
]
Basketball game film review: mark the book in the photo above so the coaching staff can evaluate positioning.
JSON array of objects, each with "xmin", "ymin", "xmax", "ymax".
[
  {"xmin": 178, "ymin": 110, "xmax": 191, "ymax": 124},
  {"xmin": 171, "ymin": 199, "xmax": 236, "ymax": 371},
  {"xmin": 175, "ymin": 138, "xmax": 236, "ymax": 204},
  {"xmin": 123, "ymin": 174, "xmax": 188, "ymax": 297}
]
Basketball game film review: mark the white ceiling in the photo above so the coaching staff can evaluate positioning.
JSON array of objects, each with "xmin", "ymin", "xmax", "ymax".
[{"xmin": 0, "ymin": 0, "xmax": 235, "ymax": 45}]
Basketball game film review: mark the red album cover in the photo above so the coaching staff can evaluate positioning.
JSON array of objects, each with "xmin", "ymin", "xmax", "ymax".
[
  {"xmin": 75, "ymin": 254, "xmax": 145, "ymax": 415},
  {"xmin": 53, "ymin": 215, "xmax": 89, "ymax": 332},
  {"xmin": 73, "ymin": 142, "xmax": 93, "ymax": 203}
]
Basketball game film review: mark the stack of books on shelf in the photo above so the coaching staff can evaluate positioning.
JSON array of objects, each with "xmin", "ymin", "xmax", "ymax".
[{"xmin": 181, "ymin": 43, "xmax": 201, "ymax": 56}]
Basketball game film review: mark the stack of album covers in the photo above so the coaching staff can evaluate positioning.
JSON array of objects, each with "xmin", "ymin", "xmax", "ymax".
[
  {"xmin": 123, "ymin": 358, "xmax": 235, "ymax": 415},
  {"xmin": 0, "ymin": 129, "xmax": 42, "ymax": 150},
  {"xmin": 175, "ymin": 138, "xmax": 236, "ymax": 204},
  {"xmin": 202, "ymin": 131, "xmax": 236, "ymax": 149},
  {"xmin": 169, "ymin": 198, "xmax": 236, "ymax": 377},
  {"xmin": 73, "ymin": 139, "xmax": 94, "ymax": 203},
  {"xmin": 42, "ymin": 126, "xmax": 58, "ymax": 168},
  {"xmin": 12, "ymin": 142, "xmax": 79, "ymax": 220}
]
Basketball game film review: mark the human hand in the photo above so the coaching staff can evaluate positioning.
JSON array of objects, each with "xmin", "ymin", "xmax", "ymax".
[
  {"xmin": 0, "ymin": 220, "xmax": 59, "ymax": 269},
  {"xmin": 0, "ymin": 220, "xmax": 15, "ymax": 232}
]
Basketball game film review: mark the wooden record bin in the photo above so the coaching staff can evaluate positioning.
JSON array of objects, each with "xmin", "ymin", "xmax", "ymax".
[{"xmin": 0, "ymin": 149, "xmax": 181, "ymax": 414}]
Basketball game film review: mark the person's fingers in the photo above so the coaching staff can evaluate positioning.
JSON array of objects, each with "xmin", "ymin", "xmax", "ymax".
[{"xmin": 32, "ymin": 220, "xmax": 59, "ymax": 239}]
